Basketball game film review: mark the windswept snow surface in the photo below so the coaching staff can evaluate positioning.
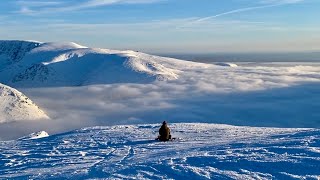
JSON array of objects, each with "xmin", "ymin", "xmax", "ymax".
[
  {"xmin": 0, "ymin": 123, "xmax": 319, "ymax": 179},
  {"xmin": 0, "ymin": 83, "xmax": 49, "ymax": 123}
]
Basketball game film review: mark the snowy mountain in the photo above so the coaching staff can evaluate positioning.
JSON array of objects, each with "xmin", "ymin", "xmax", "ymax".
[
  {"xmin": 0, "ymin": 83, "xmax": 49, "ymax": 123},
  {"xmin": 0, "ymin": 123, "xmax": 319, "ymax": 179},
  {"xmin": 0, "ymin": 40, "xmax": 207, "ymax": 87}
]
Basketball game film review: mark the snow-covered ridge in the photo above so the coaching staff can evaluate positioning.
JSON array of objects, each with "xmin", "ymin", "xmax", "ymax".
[
  {"xmin": 0, "ymin": 83, "xmax": 49, "ymax": 123},
  {"xmin": 0, "ymin": 41, "xmax": 212, "ymax": 87},
  {"xmin": 1, "ymin": 123, "xmax": 319, "ymax": 179}
]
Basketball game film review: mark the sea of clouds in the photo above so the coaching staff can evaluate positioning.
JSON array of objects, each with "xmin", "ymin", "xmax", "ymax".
[{"xmin": 1, "ymin": 62, "xmax": 320, "ymax": 140}]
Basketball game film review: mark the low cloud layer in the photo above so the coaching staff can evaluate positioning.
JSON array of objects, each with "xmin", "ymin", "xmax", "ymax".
[{"xmin": 1, "ymin": 62, "xmax": 319, "ymax": 140}]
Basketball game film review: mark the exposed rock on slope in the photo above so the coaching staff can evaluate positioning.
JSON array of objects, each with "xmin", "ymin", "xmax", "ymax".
[{"xmin": 0, "ymin": 40, "xmax": 41, "ymax": 70}]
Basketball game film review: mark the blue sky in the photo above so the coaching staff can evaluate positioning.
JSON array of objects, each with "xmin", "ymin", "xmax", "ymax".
[{"xmin": 0, "ymin": 0, "xmax": 319, "ymax": 53}]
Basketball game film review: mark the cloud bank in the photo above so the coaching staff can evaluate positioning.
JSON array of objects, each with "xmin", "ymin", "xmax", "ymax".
[{"xmin": 0, "ymin": 62, "xmax": 315, "ymax": 140}]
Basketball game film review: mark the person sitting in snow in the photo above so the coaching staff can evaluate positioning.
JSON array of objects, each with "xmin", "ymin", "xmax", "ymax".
[{"xmin": 158, "ymin": 121, "xmax": 171, "ymax": 141}]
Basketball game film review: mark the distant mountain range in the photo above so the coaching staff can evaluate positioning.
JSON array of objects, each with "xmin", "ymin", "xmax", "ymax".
[{"xmin": 0, "ymin": 40, "xmax": 203, "ymax": 87}]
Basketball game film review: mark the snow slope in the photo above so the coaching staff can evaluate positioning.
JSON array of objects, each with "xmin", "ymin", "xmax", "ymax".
[
  {"xmin": 0, "ymin": 123, "xmax": 319, "ymax": 179},
  {"xmin": 0, "ymin": 40, "xmax": 41, "ymax": 71},
  {"xmin": 0, "ymin": 83, "xmax": 49, "ymax": 123}
]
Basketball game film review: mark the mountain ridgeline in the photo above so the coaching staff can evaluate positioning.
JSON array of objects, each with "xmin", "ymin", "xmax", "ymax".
[{"xmin": 0, "ymin": 40, "xmax": 196, "ymax": 87}]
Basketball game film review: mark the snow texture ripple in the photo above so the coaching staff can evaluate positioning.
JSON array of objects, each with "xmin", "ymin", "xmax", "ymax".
[{"xmin": 0, "ymin": 123, "xmax": 319, "ymax": 179}]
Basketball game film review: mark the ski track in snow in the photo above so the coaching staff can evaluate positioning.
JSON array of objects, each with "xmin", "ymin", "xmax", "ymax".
[{"xmin": 0, "ymin": 123, "xmax": 319, "ymax": 179}]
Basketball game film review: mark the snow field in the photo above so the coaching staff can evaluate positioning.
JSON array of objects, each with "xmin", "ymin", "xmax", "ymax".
[{"xmin": 0, "ymin": 123, "xmax": 319, "ymax": 179}]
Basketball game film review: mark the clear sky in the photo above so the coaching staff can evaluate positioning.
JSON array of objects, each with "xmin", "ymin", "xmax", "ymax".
[{"xmin": 0, "ymin": 0, "xmax": 319, "ymax": 53}]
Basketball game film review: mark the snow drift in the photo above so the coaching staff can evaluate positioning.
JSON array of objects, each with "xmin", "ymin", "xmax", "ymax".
[
  {"xmin": 0, "ymin": 83, "xmax": 49, "ymax": 123},
  {"xmin": 18, "ymin": 131, "xmax": 49, "ymax": 140}
]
